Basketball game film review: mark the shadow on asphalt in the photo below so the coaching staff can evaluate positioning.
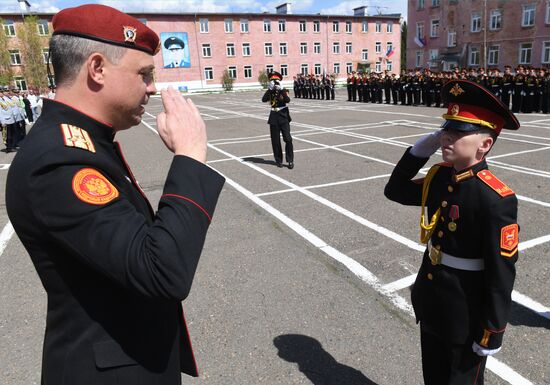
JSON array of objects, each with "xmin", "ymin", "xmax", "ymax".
[
  {"xmin": 508, "ymin": 302, "xmax": 550, "ymax": 330},
  {"xmin": 274, "ymin": 334, "xmax": 378, "ymax": 385},
  {"xmin": 242, "ymin": 157, "xmax": 279, "ymax": 166}
]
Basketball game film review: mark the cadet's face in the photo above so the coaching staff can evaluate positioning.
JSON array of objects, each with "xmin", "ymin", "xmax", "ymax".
[
  {"xmin": 440, "ymin": 129, "xmax": 491, "ymax": 170},
  {"xmin": 105, "ymin": 49, "xmax": 157, "ymax": 131}
]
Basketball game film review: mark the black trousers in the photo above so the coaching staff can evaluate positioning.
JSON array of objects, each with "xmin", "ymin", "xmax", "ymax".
[
  {"xmin": 5, "ymin": 122, "xmax": 17, "ymax": 150},
  {"xmin": 420, "ymin": 328, "xmax": 487, "ymax": 385},
  {"xmin": 270, "ymin": 122, "xmax": 293, "ymax": 164}
]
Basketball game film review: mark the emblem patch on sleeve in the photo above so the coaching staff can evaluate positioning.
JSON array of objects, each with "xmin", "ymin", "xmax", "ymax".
[
  {"xmin": 72, "ymin": 168, "xmax": 119, "ymax": 205},
  {"xmin": 500, "ymin": 224, "xmax": 519, "ymax": 257}
]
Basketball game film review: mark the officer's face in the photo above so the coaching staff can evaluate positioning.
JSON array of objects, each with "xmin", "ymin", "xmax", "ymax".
[
  {"xmin": 441, "ymin": 129, "xmax": 493, "ymax": 169},
  {"xmin": 104, "ymin": 49, "xmax": 157, "ymax": 130}
]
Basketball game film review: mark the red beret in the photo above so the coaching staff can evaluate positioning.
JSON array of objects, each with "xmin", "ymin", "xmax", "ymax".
[{"xmin": 52, "ymin": 4, "xmax": 160, "ymax": 55}]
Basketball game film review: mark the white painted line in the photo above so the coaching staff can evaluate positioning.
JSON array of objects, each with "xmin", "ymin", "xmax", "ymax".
[
  {"xmin": 0, "ymin": 164, "xmax": 10, "ymax": 170},
  {"xmin": 486, "ymin": 357, "xmax": 534, "ymax": 385},
  {"xmin": 516, "ymin": 194, "xmax": 550, "ymax": 208},
  {"xmin": 381, "ymin": 274, "xmax": 417, "ymax": 293},
  {"xmin": 519, "ymin": 234, "xmax": 550, "ymax": 251},
  {"xmin": 512, "ymin": 290, "xmax": 550, "ymax": 321},
  {"xmin": 0, "ymin": 221, "xmax": 14, "ymax": 256}
]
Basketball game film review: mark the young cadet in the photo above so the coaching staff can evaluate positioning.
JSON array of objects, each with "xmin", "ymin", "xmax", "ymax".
[{"xmin": 384, "ymin": 80, "xmax": 520, "ymax": 385}]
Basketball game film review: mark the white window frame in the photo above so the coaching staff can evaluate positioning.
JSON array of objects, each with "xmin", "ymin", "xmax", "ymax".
[
  {"xmin": 376, "ymin": 22, "xmax": 381, "ymax": 33},
  {"xmin": 14, "ymin": 76, "xmax": 26, "ymax": 91},
  {"xmin": 266, "ymin": 64, "xmax": 274, "ymax": 74},
  {"xmin": 264, "ymin": 19, "xmax": 271, "ymax": 33},
  {"xmin": 362, "ymin": 20, "xmax": 368, "ymax": 32},
  {"xmin": 300, "ymin": 42, "xmax": 307, "ymax": 55},
  {"xmin": 543, "ymin": 41, "xmax": 550, "ymax": 63},
  {"xmin": 418, "ymin": 0, "xmax": 425, "ymax": 10},
  {"xmin": 280, "ymin": 64, "xmax": 288, "ymax": 77},
  {"xmin": 313, "ymin": 20, "xmax": 320, "ymax": 33},
  {"xmin": 202, "ymin": 43, "xmax": 211, "ymax": 58},
  {"xmin": 244, "ymin": 65, "xmax": 252, "ymax": 79},
  {"xmin": 522, "ymin": 4, "xmax": 535, "ymax": 27},
  {"xmin": 471, "ymin": 12, "xmax": 481, "ymax": 32},
  {"xmin": 416, "ymin": 22, "xmax": 424, "ymax": 39},
  {"xmin": 334, "ymin": 62, "xmax": 340, "ymax": 74},
  {"xmin": 333, "ymin": 21, "xmax": 339, "ymax": 33},
  {"xmin": 279, "ymin": 42, "xmax": 287, "ymax": 56},
  {"xmin": 490, "ymin": 9, "xmax": 502, "ymax": 30},
  {"xmin": 314, "ymin": 63, "xmax": 322, "ymax": 75},
  {"xmin": 429, "ymin": 49, "xmax": 438, "ymax": 62},
  {"xmin": 279, "ymin": 19, "xmax": 286, "ymax": 32},
  {"xmin": 228, "ymin": 66, "xmax": 237, "ymax": 79},
  {"xmin": 386, "ymin": 60, "xmax": 393, "ymax": 71},
  {"xmin": 240, "ymin": 19, "xmax": 249, "ymax": 33},
  {"xmin": 375, "ymin": 42, "xmax": 382, "ymax": 54},
  {"xmin": 313, "ymin": 42, "xmax": 321, "ymax": 54},
  {"xmin": 430, "ymin": 19, "xmax": 439, "ymax": 37},
  {"xmin": 361, "ymin": 49, "xmax": 368, "ymax": 61},
  {"xmin": 345, "ymin": 20, "xmax": 352, "ymax": 33},
  {"xmin": 9, "ymin": 50, "xmax": 21, "ymax": 65},
  {"xmin": 226, "ymin": 43, "xmax": 235, "ymax": 57},
  {"xmin": 204, "ymin": 67, "xmax": 213, "ymax": 80},
  {"xmin": 299, "ymin": 20, "xmax": 307, "ymax": 32},
  {"xmin": 547, "ymin": 1, "xmax": 550, "ymax": 24},
  {"xmin": 448, "ymin": 30, "xmax": 456, "ymax": 47},
  {"xmin": 242, "ymin": 43, "xmax": 251, "ymax": 56},
  {"xmin": 224, "ymin": 18, "xmax": 233, "ymax": 33},
  {"xmin": 387, "ymin": 22, "xmax": 393, "ymax": 33},
  {"xmin": 300, "ymin": 64, "xmax": 309, "ymax": 75},
  {"xmin": 469, "ymin": 46, "xmax": 480, "ymax": 66},
  {"xmin": 37, "ymin": 20, "xmax": 49, "ymax": 35},
  {"xmin": 519, "ymin": 42, "xmax": 532, "ymax": 64},
  {"xmin": 431, "ymin": 0, "xmax": 440, "ymax": 6},
  {"xmin": 375, "ymin": 61, "xmax": 382, "ymax": 72},
  {"xmin": 3, "ymin": 20, "xmax": 15, "ymax": 37},
  {"xmin": 346, "ymin": 62, "xmax": 353, "ymax": 74},
  {"xmin": 333, "ymin": 42, "xmax": 340, "ymax": 54},
  {"xmin": 415, "ymin": 50, "xmax": 424, "ymax": 67},
  {"xmin": 265, "ymin": 42, "xmax": 273, "ymax": 56},
  {"xmin": 346, "ymin": 42, "xmax": 352, "ymax": 54},
  {"xmin": 200, "ymin": 18, "xmax": 209, "ymax": 33}
]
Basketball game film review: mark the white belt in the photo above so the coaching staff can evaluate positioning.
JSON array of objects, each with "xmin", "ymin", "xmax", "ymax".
[
  {"xmin": 271, "ymin": 106, "xmax": 287, "ymax": 112},
  {"xmin": 428, "ymin": 241, "xmax": 484, "ymax": 271}
]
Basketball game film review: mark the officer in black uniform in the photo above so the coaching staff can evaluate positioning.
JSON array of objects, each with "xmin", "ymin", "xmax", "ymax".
[
  {"xmin": 512, "ymin": 66, "xmax": 525, "ymax": 113},
  {"xmin": 385, "ymin": 79, "xmax": 520, "ymax": 385},
  {"xmin": 262, "ymin": 71, "xmax": 294, "ymax": 169},
  {"xmin": 501, "ymin": 65, "xmax": 513, "ymax": 109},
  {"xmin": 5, "ymin": 5, "xmax": 225, "ymax": 385}
]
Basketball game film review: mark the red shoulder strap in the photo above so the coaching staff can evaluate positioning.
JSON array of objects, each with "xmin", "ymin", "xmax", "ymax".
[{"xmin": 477, "ymin": 170, "xmax": 515, "ymax": 197}]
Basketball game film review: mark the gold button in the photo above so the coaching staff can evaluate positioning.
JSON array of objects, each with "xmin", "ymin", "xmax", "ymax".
[
  {"xmin": 435, "ymin": 245, "xmax": 441, "ymax": 250},
  {"xmin": 438, "ymin": 231, "xmax": 444, "ymax": 238},
  {"xmin": 441, "ymin": 201, "xmax": 448, "ymax": 207},
  {"xmin": 427, "ymin": 273, "xmax": 433, "ymax": 280},
  {"xmin": 448, "ymin": 185, "xmax": 454, "ymax": 192},
  {"xmin": 440, "ymin": 216, "xmax": 445, "ymax": 222}
]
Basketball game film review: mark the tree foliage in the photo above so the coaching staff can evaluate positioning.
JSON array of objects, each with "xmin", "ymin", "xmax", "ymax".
[
  {"xmin": 221, "ymin": 69, "xmax": 234, "ymax": 91},
  {"xmin": 0, "ymin": 18, "xmax": 14, "ymax": 86},
  {"xmin": 19, "ymin": 15, "xmax": 48, "ymax": 89},
  {"xmin": 401, "ymin": 21, "xmax": 407, "ymax": 71},
  {"xmin": 258, "ymin": 70, "xmax": 269, "ymax": 89}
]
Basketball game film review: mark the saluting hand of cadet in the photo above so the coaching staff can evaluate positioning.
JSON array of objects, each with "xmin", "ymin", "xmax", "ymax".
[
  {"xmin": 157, "ymin": 87, "xmax": 207, "ymax": 163},
  {"xmin": 410, "ymin": 129, "xmax": 443, "ymax": 158}
]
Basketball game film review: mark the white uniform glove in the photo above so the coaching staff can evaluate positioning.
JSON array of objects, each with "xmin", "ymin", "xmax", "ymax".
[
  {"xmin": 410, "ymin": 129, "xmax": 443, "ymax": 158},
  {"xmin": 268, "ymin": 80, "xmax": 275, "ymax": 91},
  {"xmin": 472, "ymin": 342, "xmax": 501, "ymax": 357}
]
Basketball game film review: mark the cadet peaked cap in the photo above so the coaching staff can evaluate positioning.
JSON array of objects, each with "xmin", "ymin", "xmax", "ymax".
[
  {"xmin": 164, "ymin": 37, "xmax": 185, "ymax": 50},
  {"xmin": 441, "ymin": 80, "xmax": 519, "ymax": 134},
  {"xmin": 269, "ymin": 71, "xmax": 283, "ymax": 81},
  {"xmin": 52, "ymin": 4, "xmax": 160, "ymax": 55}
]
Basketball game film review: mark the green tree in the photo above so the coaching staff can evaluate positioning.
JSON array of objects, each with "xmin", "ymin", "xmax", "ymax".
[
  {"xmin": 258, "ymin": 70, "xmax": 269, "ymax": 89},
  {"xmin": 401, "ymin": 21, "xmax": 407, "ymax": 71},
  {"xmin": 19, "ymin": 15, "xmax": 48, "ymax": 89},
  {"xmin": 221, "ymin": 69, "xmax": 234, "ymax": 91},
  {"xmin": 0, "ymin": 18, "xmax": 14, "ymax": 86}
]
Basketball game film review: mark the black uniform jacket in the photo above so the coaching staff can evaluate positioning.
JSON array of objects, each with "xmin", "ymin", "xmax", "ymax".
[
  {"xmin": 262, "ymin": 89, "xmax": 292, "ymax": 125},
  {"xmin": 6, "ymin": 99, "xmax": 225, "ymax": 385},
  {"xmin": 384, "ymin": 148, "xmax": 518, "ymax": 349}
]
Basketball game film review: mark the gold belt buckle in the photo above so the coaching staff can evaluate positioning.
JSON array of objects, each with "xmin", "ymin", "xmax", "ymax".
[{"xmin": 429, "ymin": 246, "xmax": 441, "ymax": 265}]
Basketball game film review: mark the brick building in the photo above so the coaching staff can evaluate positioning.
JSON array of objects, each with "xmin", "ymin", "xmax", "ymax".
[
  {"xmin": 408, "ymin": 0, "xmax": 550, "ymax": 71},
  {"xmin": 1, "ymin": 3, "xmax": 402, "ymax": 91}
]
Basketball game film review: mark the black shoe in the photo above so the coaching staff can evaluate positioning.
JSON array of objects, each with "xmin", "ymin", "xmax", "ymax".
[
  {"xmin": 276, "ymin": 162, "xmax": 283, "ymax": 168},
  {"xmin": 288, "ymin": 162, "xmax": 294, "ymax": 169}
]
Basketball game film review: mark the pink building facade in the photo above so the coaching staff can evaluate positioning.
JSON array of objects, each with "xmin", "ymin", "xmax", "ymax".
[
  {"xmin": 1, "ymin": 5, "xmax": 402, "ymax": 91},
  {"xmin": 408, "ymin": 0, "xmax": 550, "ymax": 71}
]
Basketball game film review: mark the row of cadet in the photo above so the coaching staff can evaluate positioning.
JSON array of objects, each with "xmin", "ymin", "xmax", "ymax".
[
  {"xmin": 345, "ymin": 66, "xmax": 550, "ymax": 114},
  {"xmin": 292, "ymin": 74, "xmax": 337, "ymax": 100},
  {"xmin": 0, "ymin": 88, "xmax": 49, "ymax": 153}
]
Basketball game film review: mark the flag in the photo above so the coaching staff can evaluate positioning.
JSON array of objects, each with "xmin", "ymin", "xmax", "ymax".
[
  {"xmin": 414, "ymin": 36, "xmax": 426, "ymax": 48},
  {"xmin": 386, "ymin": 47, "xmax": 395, "ymax": 58}
]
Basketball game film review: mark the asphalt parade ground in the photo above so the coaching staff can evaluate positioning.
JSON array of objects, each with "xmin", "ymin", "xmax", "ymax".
[{"xmin": 1, "ymin": 88, "xmax": 549, "ymax": 384}]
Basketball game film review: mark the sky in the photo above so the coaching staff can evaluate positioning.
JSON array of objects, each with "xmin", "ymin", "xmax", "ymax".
[{"xmin": 0, "ymin": 0, "xmax": 407, "ymax": 18}]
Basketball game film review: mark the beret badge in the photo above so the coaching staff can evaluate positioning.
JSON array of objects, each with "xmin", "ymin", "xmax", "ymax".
[{"xmin": 123, "ymin": 26, "xmax": 137, "ymax": 43}]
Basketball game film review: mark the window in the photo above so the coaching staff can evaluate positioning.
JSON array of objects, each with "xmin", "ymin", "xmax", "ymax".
[
  {"xmin": 204, "ymin": 67, "xmax": 213, "ymax": 80},
  {"xmin": 416, "ymin": 50, "xmax": 424, "ymax": 67},
  {"xmin": 37, "ymin": 20, "xmax": 49, "ymax": 35},
  {"xmin": 547, "ymin": 2, "xmax": 550, "ymax": 24},
  {"xmin": 387, "ymin": 42, "xmax": 393, "ymax": 55},
  {"xmin": 200, "ymin": 18, "xmax": 209, "ymax": 33},
  {"xmin": 300, "ymin": 42, "xmax": 307, "ymax": 55},
  {"xmin": 387, "ymin": 22, "xmax": 393, "ymax": 33},
  {"xmin": 362, "ymin": 49, "xmax": 368, "ymax": 61},
  {"xmin": 14, "ymin": 76, "xmax": 26, "ymax": 91},
  {"xmin": 490, "ymin": 10, "xmax": 502, "ymax": 30},
  {"xmin": 375, "ymin": 42, "xmax": 382, "ymax": 54},
  {"xmin": 266, "ymin": 64, "xmax": 274, "ymax": 73},
  {"xmin": 9, "ymin": 50, "xmax": 21, "ymax": 65},
  {"xmin": 202, "ymin": 44, "xmax": 211, "ymax": 57},
  {"xmin": 346, "ymin": 62, "xmax": 353, "ymax": 74},
  {"xmin": 376, "ymin": 22, "xmax": 381, "ymax": 33},
  {"xmin": 522, "ymin": 4, "xmax": 535, "ymax": 27},
  {"xmin": 334, "ymin": 62, "xmax": 340, "ymax": 74},
  {"xmin": 448, "ymin": 30, "xmax": 456, "ymax": 47},
  {"xmin": 431, "ymin": 0, "xmax": 440, "ymax": 6},
  {"xmin": 417, "ymin": 0, "xmax": 425, "ymax": 10},
  {"xmin": 3, "ymin": 20, "xmax": 15, "ymax": 37},
  {"xmin": 279, "ymin": 19, "xmax": 286, "ymax": 32},
  {"xmin": 314, "ymin": 63, "xmax": 322, "ymax": 75},
  {"xmin": 543, "ymin": 41, "xmax": 550, "ymax": 63},
  {"xmin": 362, "ymin": 20, "xmax": 368, "ymax": 32},
  {"xmin": 333, "ymin": 21, "xmax": 339, "ymax": 33},
  {"xmin": 386, "ymin": 61, "xmax": 393, "ymax": 71},
  {"xmin": 346, "ymin": 42, "xmax": 352, "ymax": 54},
  {"xmin": 333, "ymin": 42, "xmax": 340, "ymax": 54},
  {"xmin": 279, "ymin": 42, "xmax": 287, "ymax": 55},
  {"xmin": 42, "ymin": 48, "xmax": 50, "ymax": 64},
  {"xmin": 281, "ymin": 64, "xmax": 288, "ymax": 77},
  {"xmin": 314, "ymin": 42, "xmax": 321, "ymax": 54},
  {"xmin": 299, "ymin": 20, "xmax": 307, "ymax": 32},
  {"xmin": 265, "ymin": 43, "xmax": 273, "ymax": 56},
  {"xmin": 471, "ymin": 12, "xmax": 481, "ymax": 32},
  {"xmin": 242, "ymin": 43, "xmax": 251, "ymax": 56},
  {"xmin": 519, "ymin": 42, "xmax": 532, "ymax": 64},
  {"xmin": 469, "ymin": 47, "xmax": 480, "ymax": 65},
  {"xmin": 264, "ymin": 19, "xmax": 271, "ymax": 33},
  {"xmin": 224, "ymin": 18, "xmax": 233, "ymax": 33},
  {"xmin": 300, "ymin": 64, "xmax": 309, "ymax": 75},
  {"xmin": 244, "ymin": 66, "xmax": 252, "ymax": 79},
  {"xmin": 313, "ymin": 20, "xmax": 320, "ymax": 33},
  {"xmin": 416, "ymin": 22, "xmax": 424, "ymax": 39},
  {"xmin": 429, "ymin": 49, "xmax": 438, "ymax": 62},
  {"xmin": 226, "ymin": 43, "xmax": 235, "ymax": 57},
  {"xmin": 241, "ymin": 19, "xmax": 249, "ymax": 33},
  {"xmin": 430, "ymin": 19, "xmax": 439, "ymax": 37},
  {"xmin": 346, "ymin": 21, "xmax": 352, "ymax": 33},
  {"xmin": 375, "ymin": 61, "xmax": 381, "ymax": 72},
  {"xmin": 488, "ymin": 45, "xmax": 499, "ymax": 65},
  {"xmin": 228, "ymin": 66, "xmax": 237, "ymax": 79}
]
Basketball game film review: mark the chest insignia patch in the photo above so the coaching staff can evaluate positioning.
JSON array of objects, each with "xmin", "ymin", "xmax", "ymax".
[
  {"xmin": 477, "ymin": 170, "xmax": 514, "ymax": 197},
  {"xmin": 72, "ymin": 168, "xmax": 119, "ymax": 205},
  {"xmin": 60, "ymin": 124, "xmax": 96, "ymax": 153},
  {"xmin": 500, "ymin": 224, "xmax": 519, "ymax": 257}
]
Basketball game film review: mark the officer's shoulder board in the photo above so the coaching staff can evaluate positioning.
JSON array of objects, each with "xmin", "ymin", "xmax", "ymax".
[
  {"xmin": 476, "ymin": 170, "xmax": 515, "ymax": 197},
  {"xmin": 60, "ymin": 124, "xmax": 96, "ymax": 153}
]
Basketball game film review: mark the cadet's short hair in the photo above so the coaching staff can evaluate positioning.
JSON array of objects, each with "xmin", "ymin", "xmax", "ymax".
[{"xmin": 50, "ymin": 34, "xmax": 127, "ymax": 87}]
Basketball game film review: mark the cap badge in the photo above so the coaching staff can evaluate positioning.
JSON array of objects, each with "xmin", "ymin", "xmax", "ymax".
[
  {"xmin": 449, "ymin": 83, "xmax": 465, "ymax": 96},
  {"xmin": 123, "ymin": 26, "xmax": 137, "ymax": 43},
  {"xmin": 450, "ymin": 104, "xmax": 460, "ymax": 116}
]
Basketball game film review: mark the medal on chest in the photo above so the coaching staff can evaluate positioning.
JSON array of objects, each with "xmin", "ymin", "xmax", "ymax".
[{"xmin": 448, "ymin": 205, "xmax": 459, "ymax": 231}]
